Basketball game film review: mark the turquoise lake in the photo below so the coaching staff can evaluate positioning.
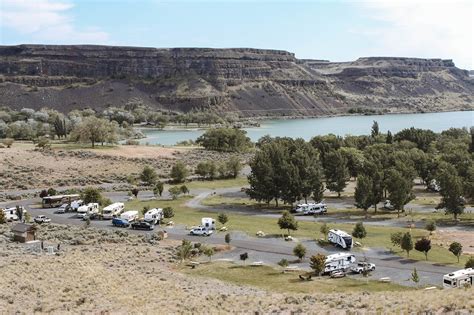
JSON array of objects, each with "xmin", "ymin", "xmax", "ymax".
[{"xmin": 140, "ymin": 111, "xmax": 474, "ymax": 146}]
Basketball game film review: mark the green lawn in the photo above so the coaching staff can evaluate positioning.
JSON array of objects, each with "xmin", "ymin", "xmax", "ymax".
[
  {"xmin": 182, "ymin": 262, "xmax": 410, "ymax": 294},
  {"xmin": 175, "ymin": 177, "xmax": 249, "ymax": 190},
  {"xmin": 126, "ymin": 195, "xmax": 469, "ymax": 267}
]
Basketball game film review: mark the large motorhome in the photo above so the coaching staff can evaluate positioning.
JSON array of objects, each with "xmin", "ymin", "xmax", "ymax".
[
  {"xmin": 77, "ymin": 203, "xmax": 99, "ymax": 218},
  {"xmin": 328, "ymin": 229, "xmax": 353, "ymax": 249},
  {"xmin": 102, "ymin": 203, "xmax": 125, "ymax": 219},
  {"xmin": 324, "ymin": 252, "xmax": 356, "ymax": 274},
  {"xmin": 294, "ymin": 203, "xmax": 327, "ymax": 215},
  {"xmin": 42, "ymin": 194, "xmax": 80, "ymax": 208},
  {"xmin": 443, "ymin": 268, "xmax": 474, "ymax": 288},
  {"xmin": 144, "ymin": 208, "xmax": 163, "ymax": 224}
]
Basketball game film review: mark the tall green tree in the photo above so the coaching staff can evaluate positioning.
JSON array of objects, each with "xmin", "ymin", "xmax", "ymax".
[
  {"xmin": 386, "ymin": 169, "xmax": 414, "ymax": 217},
  {"xmin": 401, "ymin": 232, "xmax": 414, "ymax": 257},
  {"xmin": 324, "ymin": 150, "xmax": 349, "ymax": 197},
  {"xmin": 354, "ymin": 175, "xmax": 373, "ymax": 216},
  {"xmin": 436, "ymin": 172, "xmax": 465, "ymax": 221},
  {"xmin": 386, "ymin": 130, "xmax": 393, "ymax": 144}
]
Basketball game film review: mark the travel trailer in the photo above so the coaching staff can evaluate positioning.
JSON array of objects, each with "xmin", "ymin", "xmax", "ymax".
[
  {"xmin": 294, "ymin": 203, "xmax": 327, "ymax": 215},
  {"xmin": 443, "ymin": 268, "xmax": 474, "ymax": 288},
  {"xmin": 120, "ymin": 211, "xmax": 139, "ymax": 222},
  {"xmin": 102, "ymin": 203, "xmax": 125, "ymax": 219},
  {"xmin": 144, "ymin": 208, "xmax": 163, "ymax": 224},
  {"xmin": 77, "ymin": 203, "xmax": 99, "ymax": 218},
  {"xmin": 328, "ymin": 229, "xmax": 353, "ymax": 249},
  {"xmin": 201, "ymin": 217, "xmax": 216, "ymax": 230},
  {"xmin": 2, "ymin": 206, "xmax": 26, "ymax": 221},
  {"xmin": 324, "ymin": 252, "xmax": 356, "ymax": 274}
]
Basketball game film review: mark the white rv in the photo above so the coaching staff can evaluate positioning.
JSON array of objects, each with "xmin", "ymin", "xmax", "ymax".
[
  {"xmin": 328, "ymin": 229, "xmax": 353, "ymax": 249},
  {"xmin": 2, "ymin": 207, "xmax": 25, "ymax": 221},
  {"xmin": 144, "ymin": 208, "xmax": 163, "ymax": 224},
  {"xmin": 201, "ymin": 217, "xmax": 216, "ymax": 230},
  {"xmin": 77, "ymin": 203, "xmax": 99, "ymax": 218},
  {"xmin": 294, "ymin": 203, "xmax": 327, "ymax": 215},
  {"xmin": 121, "ymin": 211, "xmax": 139, "ymax": 222},
  {"xmin": 324, "ymin": 252, "xmax": 356, "ymax": 274},
  {"xmin": 71, "ymin": 200, "xmax": 84, "ymax": 211},
  {"xmin": 443, "ymin": 268, "xmax": 474, "ymax": 288},
  {"xmin": 102, "ymin": 202, "xmax": 125, "ymax": 219}
]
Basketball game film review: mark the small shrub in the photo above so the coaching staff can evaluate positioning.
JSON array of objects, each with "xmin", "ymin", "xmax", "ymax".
[{"xmin": 278, "ymin": 259, "xmax": 289, "ymax": 267}]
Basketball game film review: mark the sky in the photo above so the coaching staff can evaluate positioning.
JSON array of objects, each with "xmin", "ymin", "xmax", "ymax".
[{"xmin": 0, "ymin": 0, "xmax": 472, "ymax": 69}]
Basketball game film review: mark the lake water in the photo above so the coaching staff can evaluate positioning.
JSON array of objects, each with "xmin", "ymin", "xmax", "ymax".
[{"xmin": 140, "ymin": 111, "xmax": 474, "ymax": 146}]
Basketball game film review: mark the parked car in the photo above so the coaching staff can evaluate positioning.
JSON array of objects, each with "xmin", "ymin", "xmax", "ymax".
[
  {"xmin": 131, "ymin": 221, "xmax": 155, "ymax": 230},
  {"xmin": 34, "ymin": 215, "xmax": 51, "ymax": 224},
  {"xmin": 330, "ymin": 270, "xmax": 346, "ymax": 278},
  {"xmin": 189, "ymin": 226, "xmax": 212, "ymax": 236},
  {"xmin": 383, "ymin": 200, "xmax": 395, "ymax": 210},
  {"xmin": 55, "ymin": 203, "xmax": 70, "ymax": 214},
  {"xmin": 351, "ymin": 262, "xmax": 376, "ymax": 274},
  {"xmin": 112, "ymin": 217, "xmax": 130, "ymax": 228}
]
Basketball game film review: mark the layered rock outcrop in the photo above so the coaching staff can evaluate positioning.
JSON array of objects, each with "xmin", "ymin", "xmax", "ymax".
[{"xmin": 0, "ymin": 44, "xmax": 472, "ymax": 116}]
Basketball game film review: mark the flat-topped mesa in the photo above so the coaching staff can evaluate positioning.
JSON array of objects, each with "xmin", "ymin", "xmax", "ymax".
[
  {"xmin": 0, "ymin": 44, "xmax": 472, "ymax": 115},
  {"xmin": 0, "ymin": 45, "xmax": 296, "ymax": 80}
]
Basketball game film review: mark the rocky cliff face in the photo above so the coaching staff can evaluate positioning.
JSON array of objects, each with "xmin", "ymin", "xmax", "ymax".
[{"xmin": 0, "ymin": 44, "xmax": 472, "ymax": 116}]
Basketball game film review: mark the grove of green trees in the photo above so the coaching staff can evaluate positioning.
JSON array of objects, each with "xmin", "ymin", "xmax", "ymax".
[{"xmin": 247, "ymin": 124, "xmax": 473, "ymax": 220}]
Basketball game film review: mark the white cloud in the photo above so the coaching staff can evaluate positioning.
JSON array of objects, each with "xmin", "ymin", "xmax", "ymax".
[
  {"xmin": 355, "ymin": 0, "xmax": 473, "ymax": 69},
  {"xmin": 0, "ymin": 0, "xmax": 109, "ymax": 43}
]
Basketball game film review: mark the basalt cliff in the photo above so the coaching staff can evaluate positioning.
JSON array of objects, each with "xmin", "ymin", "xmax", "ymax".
[{"xmin": 0, "ymin": 45, "xmax": 472, "ymax": 116}]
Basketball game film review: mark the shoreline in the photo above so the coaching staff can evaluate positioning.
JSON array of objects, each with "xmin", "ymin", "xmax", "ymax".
[{"xmin": 136, "ymin": 108, "xmax": 474, "ymax": 132}]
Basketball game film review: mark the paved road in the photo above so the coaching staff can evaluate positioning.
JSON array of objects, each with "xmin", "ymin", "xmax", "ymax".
[{"xmin": 1, "ymin": 193, "xmax": 459, "ymax": 288}]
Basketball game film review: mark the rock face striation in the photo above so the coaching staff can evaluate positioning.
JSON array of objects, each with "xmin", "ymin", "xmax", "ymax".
[{"xmin": 0, "ymin": 44, "xmax": 472, "ymax": 116}]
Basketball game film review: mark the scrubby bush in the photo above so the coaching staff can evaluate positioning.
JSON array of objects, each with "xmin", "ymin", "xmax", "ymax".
[
  {"xmin": 170, "ymin": 161, "xmax": 189, "ymax": 183},
  {"xmin": 163, "ymin": 207, "xmax": 174, "ymax": 219}
]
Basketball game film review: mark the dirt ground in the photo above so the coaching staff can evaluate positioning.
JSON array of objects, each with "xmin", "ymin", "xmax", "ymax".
[
  {"xmin": 0, "ymin": 223, "xmax": 472, "ymax": 314},
  {"xmin": 433, "ymin": 230, "xmax": 474, "ymax": 255},
  {"xmin": 0, "ymin": 144, "xmax": 248, "ymax": 191}
]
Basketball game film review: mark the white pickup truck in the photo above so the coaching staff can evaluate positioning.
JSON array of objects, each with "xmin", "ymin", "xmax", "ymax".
[
  {"xmin": 189, "ymin": 226, "xmax": 213, "ymax": 236},
  {"xmin": 351, "ymin": 262, "xmax": 376, "ymax": 274}
]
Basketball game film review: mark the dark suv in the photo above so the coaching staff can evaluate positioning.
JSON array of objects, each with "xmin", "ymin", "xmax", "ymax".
[{"xmin": 131, "ymin": 221, "xmax": 154, "ymax": 230}]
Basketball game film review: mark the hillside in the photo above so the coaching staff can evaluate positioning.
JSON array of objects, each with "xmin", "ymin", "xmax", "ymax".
[{"xmin": 0, "ymin": 45, "xmax": 472, "ymax": 116}]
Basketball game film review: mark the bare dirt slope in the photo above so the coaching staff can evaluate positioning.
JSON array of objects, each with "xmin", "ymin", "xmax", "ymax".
[
  {"xmin": 0, "ymin": 223, "xmax": 472, "ymax": 314},
  {"xmin": 0, "ymin": 144, "xmax": 248, "ymax": 190}
]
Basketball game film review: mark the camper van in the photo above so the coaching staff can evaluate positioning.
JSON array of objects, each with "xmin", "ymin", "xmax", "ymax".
[
  {"xmin": 324, "ymin": 252, "xmax": 356, "ymax": 274},
  {"xmin": 144, "ymin": 208, "xmax": 163, "ymax": 224},
  {"xmin": 201, "ymin": 217, "xmax": 216, "ymax": 230},
  {"xmin": 2, "ymin": 207, "xmax": 26, "ymax": 221},
  {"xmin": 77, "ymin": 203, "xmax": 99, "ymax": 219},
  {"xmin": 120, "ymin": 211, "xmax": 139, "ymax": 222},
  {"xmin": 294, "ymin": 203, "xmax": 327, "ymax": 215},
  {"xmin": 443, "ymin": 268, "xmax": 474, "ymax": 288},
  {"xmin": 328, "ymin": 229, "xmax": 353, "ymax": 249},
  {"xmin": 102, "ymin": 203, "xmax": 125, "ymax": 219}
]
